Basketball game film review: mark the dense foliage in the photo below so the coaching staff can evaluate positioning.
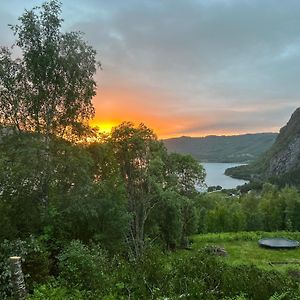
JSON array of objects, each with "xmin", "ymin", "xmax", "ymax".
[
  {"xmin": 0, "ymin": 0, "xmax": 98, "ymax": 139},
  {"xmin": 197, "ymin": 184, "xmax": 300, "ymax": 233},
  {"xmin": 26, "ymin": 241, "xmax": 300, "ymax": 300}
]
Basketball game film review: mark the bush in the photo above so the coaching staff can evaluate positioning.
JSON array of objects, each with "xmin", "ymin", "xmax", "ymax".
[
  {"xmin": 220, "ymin": 264, "xmax": 293, "ymax": 300},
  {"xmin": 30, "ymin": 243, "xmax": 300, "ymax": 299},
  {"xmin": 28, "ymin": 280, "xmax": 86, "ymax": 300},
  {"xmin": 58, "ymin": 240, "xmax": 112, "ymax": 293},
  {"xmin": 128, "ymin": 246, "xmax": 173, "ymax": 299},
  {"xmin": 170, "ymin": 250, "xmax": 224, "ymax": 299},
  {"xmin": 168, "ymin": 249, "xmax": 297, "ymax": 300}
]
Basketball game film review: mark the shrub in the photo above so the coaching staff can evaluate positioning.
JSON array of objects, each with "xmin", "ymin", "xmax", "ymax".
[
  {"xmin": 220, "ymin": 264, "xmax": 293, "ymax": 300},
  {"xmin": 58, "ymin": 240, "xmax": 112, "ymax": 293},
  {"xmin": 28, "ymin": 281, "xmax": 86, "ymax": 300},
  {"xmin": 170, "ymin": 250, "xmax": 224, "ymax": 299}
]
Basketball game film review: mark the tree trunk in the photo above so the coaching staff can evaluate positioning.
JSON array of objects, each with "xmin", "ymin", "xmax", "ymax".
[{"xmin": 9, "ymin": 256, "xmax": 26, "ymax": 300}]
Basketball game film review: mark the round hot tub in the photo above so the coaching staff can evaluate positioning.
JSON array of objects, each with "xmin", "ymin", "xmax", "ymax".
[{"xmin": 259, "ymin": 238, "xmax": 299, "ymax": 249}]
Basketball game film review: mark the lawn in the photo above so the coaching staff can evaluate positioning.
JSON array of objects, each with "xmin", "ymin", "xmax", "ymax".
[{"xmin": 189, "ymin": 231, "xmax": 300, "ymax": 272}]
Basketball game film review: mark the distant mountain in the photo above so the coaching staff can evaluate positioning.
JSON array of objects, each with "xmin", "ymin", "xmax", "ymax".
[
  {"xmin": 226, "ymin": 107, "xmax": 300, "ymax": 187},
  {"xmin": 163, "ymin": 133, "xmax": 277, "ymax": 163}
]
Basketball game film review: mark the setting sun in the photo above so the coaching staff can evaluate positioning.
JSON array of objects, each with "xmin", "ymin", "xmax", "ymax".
[{"xmin": 90, "ymin": 120, "xmax": 119, "ymax": 134}]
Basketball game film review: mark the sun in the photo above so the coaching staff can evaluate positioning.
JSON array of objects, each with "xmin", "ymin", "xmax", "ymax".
[{"xmin": 90, "ymin": 120, "xmax": 119, "ymax": 134}]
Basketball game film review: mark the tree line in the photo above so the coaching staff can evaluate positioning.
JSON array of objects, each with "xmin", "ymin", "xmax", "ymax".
[{"xmin": 197, "ymin": 184, "xmax": 300, "ymax": 233}]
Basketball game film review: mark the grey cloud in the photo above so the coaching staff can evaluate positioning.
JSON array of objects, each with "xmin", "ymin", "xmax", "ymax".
[
  {"xmin": 1, "ymin": 0, "xmax": 300, "ymax": 135},
  {"xmin": 175, "ymin": 104, "xmax": 298, "ymax": 135}
]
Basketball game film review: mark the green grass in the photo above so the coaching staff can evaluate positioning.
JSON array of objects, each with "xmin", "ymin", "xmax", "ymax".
[{"xmin": 188, "ymin": 231, "xmax": 300, "ymax": 272}]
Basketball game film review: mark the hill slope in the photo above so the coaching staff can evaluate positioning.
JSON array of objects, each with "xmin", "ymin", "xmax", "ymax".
[
  {"xmin": 163, "ymin": 133, "xmax": 277, "ymax": 163},
  {"xmin": 226, "ymin": 107, "xmax": 300, "ymax": 186}
]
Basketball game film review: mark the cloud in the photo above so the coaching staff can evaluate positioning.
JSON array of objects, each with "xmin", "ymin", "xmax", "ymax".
[{"xmin": 1, "ymin": 0, "xmax": 300, "ymax": 136}]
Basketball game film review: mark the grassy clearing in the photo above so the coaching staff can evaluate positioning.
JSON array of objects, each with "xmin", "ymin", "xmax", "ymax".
[{"xmin": 189, "ymin": 231, "xmax": 300, "ymax": 272}]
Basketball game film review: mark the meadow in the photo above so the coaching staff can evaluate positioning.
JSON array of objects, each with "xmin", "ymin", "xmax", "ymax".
[{"xmin": 189, "ymin": 231, "xmax": 300, "ymax": 272}]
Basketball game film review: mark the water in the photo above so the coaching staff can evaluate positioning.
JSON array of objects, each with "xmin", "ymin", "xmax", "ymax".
[{"xmin": 201, "ymin": 162, "xmax": 248, "ymax": 190}]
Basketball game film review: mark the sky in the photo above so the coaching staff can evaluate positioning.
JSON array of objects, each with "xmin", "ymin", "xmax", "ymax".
[{"xmin": 1, "ymin": 0, "xmax": 300, "ymax": 138}]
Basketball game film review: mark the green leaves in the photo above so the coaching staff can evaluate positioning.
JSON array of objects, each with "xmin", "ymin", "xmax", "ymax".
[
  {"xmin": 165, "ymin": 152, "xmax": 206, "ymax": 196},
  {"xmin": 0, "ymin": 0, "xmax": 99, "ymax": 139}
]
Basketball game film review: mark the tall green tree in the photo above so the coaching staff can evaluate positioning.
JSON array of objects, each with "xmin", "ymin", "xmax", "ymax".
[
  {"xmin": 279, "ymin": 186, "xmax": 300, "ymax": 231},
  {"xmin": 0, "ymin": 0, "xmax": 100, "ymax": 210},
  {"xmin": 241, "ymin": 193, "xmax": 263, "ymax": 231},
  {"xmin": 165, "ymin": 153, "xmax": 205, "ymax": 196},
  {"xmin": 153, "ymin": 189, "xmax": 182, "ymax": 250},
  {"xmin": 259, "ymin": 184, "xmax": 285, "ymax": 231},
  {"xmin": 109, "ymin": 122, "xmax": 166, "ymax": 259},
  {"xmin": 179, "ymin": 196, "xmax": 198, "ymax": 247},
  {"xmin": 0, "ymin": 0, "xmax": 99, "ymax": 139}
]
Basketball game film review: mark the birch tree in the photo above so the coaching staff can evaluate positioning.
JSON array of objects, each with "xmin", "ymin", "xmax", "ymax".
[{"xmin": 0, "ymin": 0, "xmax": 99, "ymax": 139}]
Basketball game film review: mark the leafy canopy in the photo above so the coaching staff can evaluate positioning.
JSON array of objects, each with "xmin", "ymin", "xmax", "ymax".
[{"xmin": 0, "ymin": 0, "xmax": 99, "ymax": 138}]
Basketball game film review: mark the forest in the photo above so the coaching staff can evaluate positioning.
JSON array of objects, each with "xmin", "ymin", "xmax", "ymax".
[{"xmin": 1, "ymin": 1, "xmax": 300, "ymax": 299}]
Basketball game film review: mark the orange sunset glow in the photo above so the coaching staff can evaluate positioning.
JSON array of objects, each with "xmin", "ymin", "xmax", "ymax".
[
  {"xmin": 90, "ymin": 86, "xmax": 283, "ymax": 138},
  {"xmin": 2, "ymin": 0, "xmax": 299, "ymax": 139},
  {"xmin": 58, "ymin": 0, "xmax": 298, "ymax": 139},
  {"xmin": 90, "ymin": 86, "xmax": 203, "ymax": 138}
]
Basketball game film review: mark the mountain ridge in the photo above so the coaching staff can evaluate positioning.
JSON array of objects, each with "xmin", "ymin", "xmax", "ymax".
[{"xmin": 163, "ymin": 132, "xmax": 277, "ymax": 163}]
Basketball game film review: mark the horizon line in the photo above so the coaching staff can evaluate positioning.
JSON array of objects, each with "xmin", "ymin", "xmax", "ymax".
[{"xmin": 161, "ymin": 131, "xmax": 279, "ymax": 140}]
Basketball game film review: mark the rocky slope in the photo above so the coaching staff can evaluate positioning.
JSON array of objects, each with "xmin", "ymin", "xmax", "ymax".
[
  {"xmin": 267, "ymin": 108, "xmax": 300, "ymax": 176},
  {"xmin": 226, "ymin": 107, "xmax": 300, "ymax": 185}
]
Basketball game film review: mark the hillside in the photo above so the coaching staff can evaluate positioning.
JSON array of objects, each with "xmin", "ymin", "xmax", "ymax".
[
  {"xmin": 226, "ymin": 107, "xmax": 300, "ymax": 186},
  {"xmin": 163, "ymin": 133, "xmax": 277, "ymax": 163}
]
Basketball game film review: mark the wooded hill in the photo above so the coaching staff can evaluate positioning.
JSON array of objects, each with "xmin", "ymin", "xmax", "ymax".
[{"xmin": 163, "ymin": 133, "xmax": 277, "ymax": 163}]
